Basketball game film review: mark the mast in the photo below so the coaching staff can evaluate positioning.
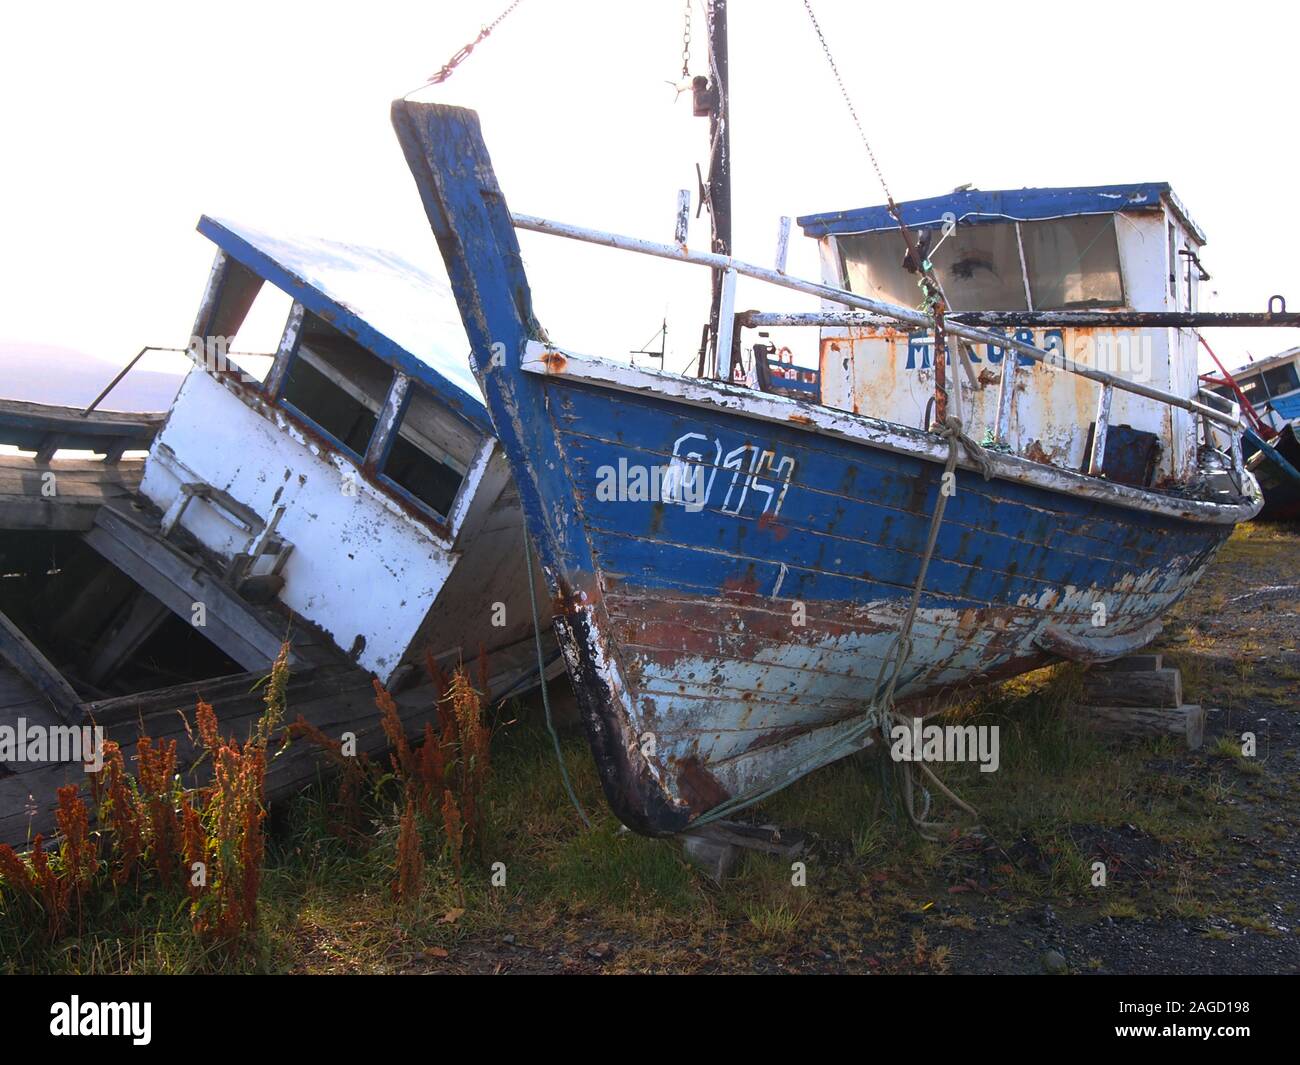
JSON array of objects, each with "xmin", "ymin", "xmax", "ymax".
[{"xmin": 693, "ymin": 0, "xmax": 731, "ymax": 378}]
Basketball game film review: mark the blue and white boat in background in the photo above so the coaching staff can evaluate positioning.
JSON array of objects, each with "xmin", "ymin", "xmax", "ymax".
[{"xmin": 1203, "ymin": 344, "xmax": 1300, "ymax": 520}]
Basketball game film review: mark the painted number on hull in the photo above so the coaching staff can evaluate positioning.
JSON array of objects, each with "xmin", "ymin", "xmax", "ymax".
[{"xmin": 664, "ymin": 432, "xmax": 795, "ymax": 518}]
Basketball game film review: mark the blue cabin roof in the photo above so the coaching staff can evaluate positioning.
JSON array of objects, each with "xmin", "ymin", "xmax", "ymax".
[
  {"xmin": 797, "ymin": 182, "xmax": 1205, "ymax": 245},
  {"xmin": 197, "ymin": 215, "xmax": 490, "ymax": 433}
]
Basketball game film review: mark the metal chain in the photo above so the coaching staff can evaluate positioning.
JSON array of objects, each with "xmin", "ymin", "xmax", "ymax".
[
  {"xmin": 426, "ymin": 0, "xmax": 527, "ymax": 86},
  {"xmin": 681, "ymin": 0, "xmax": 693, "ymax": 77},
  {"xmin": 801, "ymin": 0, "xmax": 892, "ymax": 203}
]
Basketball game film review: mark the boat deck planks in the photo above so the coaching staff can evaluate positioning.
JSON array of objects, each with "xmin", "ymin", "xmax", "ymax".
[
  {"xmin": 0, "ymin": 454, "xmax": 146, "ymax": 532},
  {"xmin": 0, "ymin": 663, "xmax": 444, "ymax": 849}
]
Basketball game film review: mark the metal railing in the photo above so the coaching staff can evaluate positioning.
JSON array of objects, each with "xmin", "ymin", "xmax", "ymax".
[
  {"xmin": 513, "ymin": 212, "xmax": 1239, "ymax": 428},
  {"xmin": 512, "ymin": 210, "xmax": 1253, "ymax": 487}
]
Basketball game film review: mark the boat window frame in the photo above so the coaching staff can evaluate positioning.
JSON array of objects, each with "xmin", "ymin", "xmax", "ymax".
[
  {"xmin": 833, "ymin": 214, "xmax": 1129, "ymax": 313},
  {"xmin": 257, "ymin": 305, "xmax": 487, "ymax": 540},
  {"xmin": 191, "ymin": 251, "xmax": 300, "ymax": 390},
  {"xmin": 370, "ymin": 376, "xmax": 481, "ymax": 526},
  {"xmin": 273, "ymin": 312, "xmax": 397, "ymax": 464}
]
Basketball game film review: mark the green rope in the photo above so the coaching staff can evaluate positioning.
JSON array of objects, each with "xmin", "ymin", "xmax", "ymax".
[
  {"xmin": 524, "ymin": 528, "xmax": 591, "ymax": 829},
  {"xmin": 691, "ymin": 417, "xmax": 990, "ymax": 832}
]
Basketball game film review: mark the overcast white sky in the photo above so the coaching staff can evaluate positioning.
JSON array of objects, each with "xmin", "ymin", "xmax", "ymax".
[{"xmin": 2, "ymin": 0, "xmax": 1297, "ymax": 385}]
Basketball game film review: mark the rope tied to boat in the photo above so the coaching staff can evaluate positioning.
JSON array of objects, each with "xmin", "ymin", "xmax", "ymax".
[
  {"xmin": 688, "ymin": 416, "xmax": 990, "ymax": 836},
  {"xmin": 871, "ymin": 415, "xmax": 988, "ymax": 840},
  {"xmin": 523, "ymin": 528, "xmax": 592, "ymax": 830},
  {"xmin": 940, "ymin": 415, "xmax": 996, "ymax": 483}
]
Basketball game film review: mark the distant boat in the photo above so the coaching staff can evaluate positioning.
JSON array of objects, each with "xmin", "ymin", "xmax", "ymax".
[
  {"xmin": 1202, "ymin": 345, "xmax": 1300, "ymax": 520},
  {"xmin": 394, "ymin": 99, "xmax": 1261, "ymax": 836}
]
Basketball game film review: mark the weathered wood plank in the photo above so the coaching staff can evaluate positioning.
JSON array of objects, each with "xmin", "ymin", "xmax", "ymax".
[
  {"xmin": 0, "ymin": 454, "xmax": 145, "ymax": 531},
  {"xmin": 1079, "ymin": 702, "xmax": 1204, "ymax": 750},
  {"xmin": 1081, "ymin": 666, "xmax": 1181, "ymax": 708},
  {"xmin": 0, "ymin": 608, "xmax": 81, "ymax": 723},
  {"xmin": 84, "ymin": 507, "xmax": 294, "ymax": 671}
]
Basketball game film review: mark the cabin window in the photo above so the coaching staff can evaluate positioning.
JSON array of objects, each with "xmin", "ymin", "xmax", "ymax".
[
  {"xmin": 222, "ymin": 283, "xmax": 293, "ymax": 383},
  {"xmin": 840, "ymin": 216, "xmax": 1123, "ymax": 312},
  {"xmin": 379, "ymin": 386, "xmax": 479, "ymax": 519},
  {"xmin": 1019, "ymin": 216, "xmax": 1124, "ymax": 310},
  {"xmin": 1236, "ymin": 375, "xmax": 1262, "ymax": 399},
  {"xmin": 1262, "ymin": 363, "xmax": 1300, "ymax": 397},
  {"xmin": 839, "ymin": 232, "xmax": 924, "ymax": 307},
  {"xmin": 279, "ymin": 314, "xmax": 395, "ymax": 457},
  {"xmin": 840, "ymin": 223, "xmax": 1028, "ymax": 311},
  {"xmin": 194, "ymin": 257, "xmax": 292, "ymax": 384}
]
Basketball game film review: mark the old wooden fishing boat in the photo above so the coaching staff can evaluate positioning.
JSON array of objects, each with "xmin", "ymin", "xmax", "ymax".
[
  {"xmin": 0, "ymin": 218, "xmax": 554, "ymax": 847},
  {"xmin": 394, "ymin": 99, "xmax": 1264, "ymax": 835}
]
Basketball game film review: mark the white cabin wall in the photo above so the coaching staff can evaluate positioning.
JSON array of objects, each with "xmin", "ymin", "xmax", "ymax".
[
  {"xmin": 1165, "ymin": 208, "xmax": 1205, "ymax": 480},
  {"xmin": 140, "ymin": 368, "xmax": 456, "ymax": 682},
  {"xmin": 1104, "ymin": 211, "xmax": 1176, "ymax": 478}
]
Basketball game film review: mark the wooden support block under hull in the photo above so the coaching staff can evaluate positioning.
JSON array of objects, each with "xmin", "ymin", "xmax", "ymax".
[
  {"xmin": 1081, "ymin": 666, "xmax": 1182, "ymax": 709},
  {"xmin": 1077, "ymin": 703, "xmax": 1205, "ymax": 751},
  {"xmin": 1094, "ymin": 653, "xmax": 1163, "ymax": 672}
]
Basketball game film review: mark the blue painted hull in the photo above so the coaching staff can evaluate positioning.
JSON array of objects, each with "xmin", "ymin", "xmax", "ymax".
[
  {"xmin": 534, "ymin": 379, "xmax": 1226, "ymax": 830},
  {"xmin": 392, "ymin": 102, "xmax": 1245, "ymax": 835}
]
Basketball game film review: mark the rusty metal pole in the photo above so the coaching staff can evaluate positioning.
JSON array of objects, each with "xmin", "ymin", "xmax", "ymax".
[
  {"xmin": 81, "ymin": 346, "xmax": 151, "ymax": 416},
  {"xmin": 932, "ymin": 302, "xmax": 948, "ymax": 426}
]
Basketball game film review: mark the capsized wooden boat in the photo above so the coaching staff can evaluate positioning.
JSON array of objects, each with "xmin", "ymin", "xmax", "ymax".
[
  {"xmin": 0, "ymin": 217, "xmax": 557, "ymax": 847},
  {"xmin": 393, "ymin": 101, "xmax": 1261, "ymax": 837},
  {"xmin": 137, "ymin": 216, "xmax": 555, "ymax": 691}
]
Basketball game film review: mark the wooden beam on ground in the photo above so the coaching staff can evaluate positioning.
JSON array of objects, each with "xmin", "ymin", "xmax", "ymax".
[
  {"xmin": 1094, "ymin": 653, "xmax": 1163, "ymax": 672},
  {"xmin": 1081, "ymin": 666, "xmax": 1182, "ymax": 709},
  {"xmin": 1079, "ymin": 703, "xmax": 1205, "ymax": 751},
  {"xmin": 84, "ymin": 506, "xmax": 296, "ymax": 672},
  {"xmin": 0, "ymin": 608, "xmax": 81, "ymax": 723}
]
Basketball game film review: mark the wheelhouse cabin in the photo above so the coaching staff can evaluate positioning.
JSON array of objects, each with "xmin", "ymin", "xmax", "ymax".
[
  {"xmin": 139, "ymin": 217, "xmax": 544, "ymax": 688},
  {"xmin": 795, "ymin": 183, "xmax": 1210, "ymax": 488}
]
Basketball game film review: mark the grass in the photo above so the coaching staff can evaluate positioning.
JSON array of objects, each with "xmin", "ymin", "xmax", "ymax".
[
  {"xmin": 1, "ymin": 660, "xmax": 1249, "ymax": 973},
  {"xmin": 5, "ymin": 520, "xmax": 1296, "ymax": 973}
]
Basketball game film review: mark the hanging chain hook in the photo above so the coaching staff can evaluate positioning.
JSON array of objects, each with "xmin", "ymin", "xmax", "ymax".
[
  {"xmin": 681, "ymin": 0, "xmax": 694, "ymax": 78},
  {"xmin": 421, "ymin": 0, "xmax": 527, "ymax": 88}
]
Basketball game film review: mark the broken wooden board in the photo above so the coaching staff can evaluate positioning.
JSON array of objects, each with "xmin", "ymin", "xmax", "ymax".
[
  {"xmin": 0, "ymin": 608, "xmax": 81, "ymax": 723},
  {"xmin": 83, "ymin": 504, "xmax": 336, "ymax": 673}
]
